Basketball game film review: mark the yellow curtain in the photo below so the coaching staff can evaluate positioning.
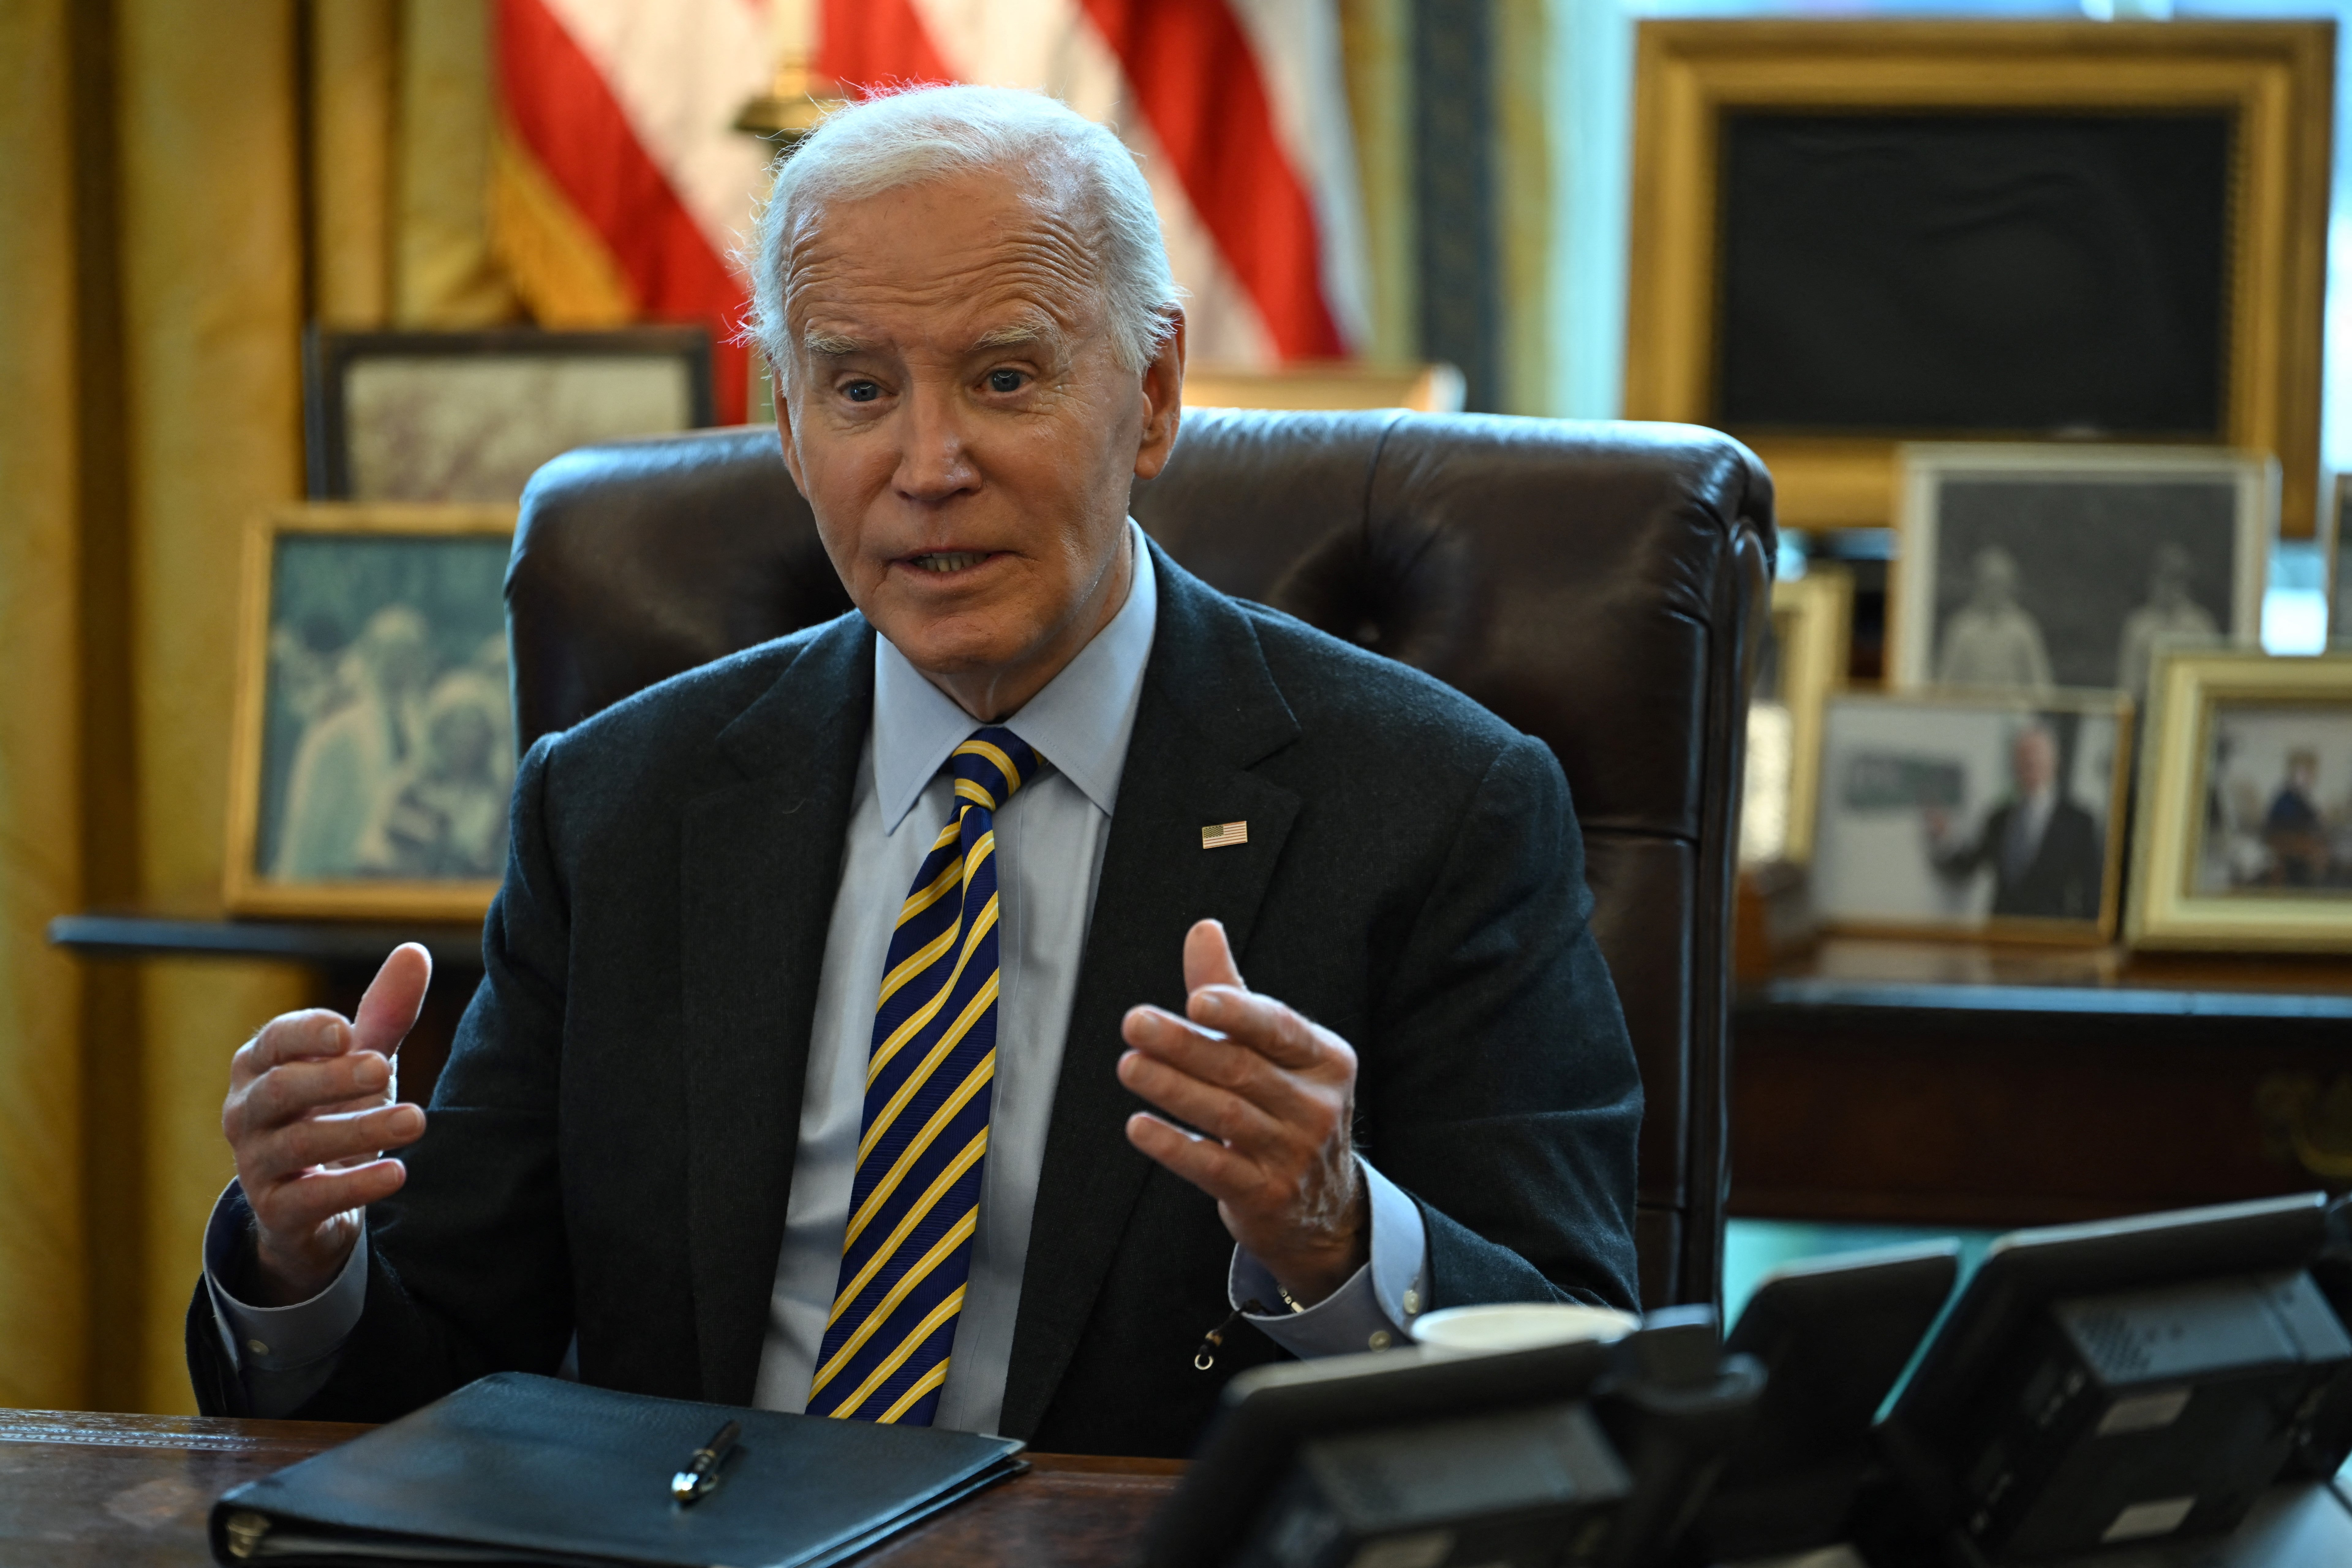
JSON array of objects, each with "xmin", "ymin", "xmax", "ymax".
[
  {"xmin": 0, "ymin": 0, "xmax": 546, "ymax": 1415},
  {"xmin": 0, "ymin": 0, "xmax": 91, "ymax": 1413},
  {"xmin": 113, "ymin": 0, "xmax": 318, "ymax": 1414}
]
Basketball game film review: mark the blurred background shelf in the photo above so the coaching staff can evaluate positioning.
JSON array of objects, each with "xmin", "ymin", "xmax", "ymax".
[
  {"xmin": 1733, "ymin": 937, "xmax": 2352, "ymax": 1234},
  {"xmin": 49, "ymin": 911, "xmax": 484, "ymax": 973},
  {"xmin": 49, "ymin": 911, "xmax": 485, "ymax": 1104}
]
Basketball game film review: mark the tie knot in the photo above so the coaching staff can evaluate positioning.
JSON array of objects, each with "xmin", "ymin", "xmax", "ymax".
[{"xmin": 949, "ymin": 727, "xmax": 1039, "ymax": 813}]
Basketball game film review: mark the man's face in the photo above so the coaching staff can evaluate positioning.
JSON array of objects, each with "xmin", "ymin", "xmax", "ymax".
[
  {"xmin": 2012, "ymin": 728, "xmax": 2056, "ymax": 793},
  {"xmin": 775, "ymin": 167, "xmax": 1183, "ymax": 720},
  {"xmin": 1975, "ymin": 552, "xmax": 2018, "ymax": 611}
]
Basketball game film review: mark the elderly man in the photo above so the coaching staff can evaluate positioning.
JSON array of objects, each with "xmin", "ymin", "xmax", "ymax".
[{"xmin": 191, "ymin": 86, "xmax": 1640, "ymax": 1455}]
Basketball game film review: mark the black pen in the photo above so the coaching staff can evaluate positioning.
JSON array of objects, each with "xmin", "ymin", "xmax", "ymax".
[{"xmin": 671, "ymin": 1419, "xmax": 741, "ymax": 1506}]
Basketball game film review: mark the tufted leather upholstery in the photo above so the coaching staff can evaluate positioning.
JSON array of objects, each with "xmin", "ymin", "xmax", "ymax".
[{"xmin": 506, "ymin": 408, "xmax": 1775, "ymax": 1309}]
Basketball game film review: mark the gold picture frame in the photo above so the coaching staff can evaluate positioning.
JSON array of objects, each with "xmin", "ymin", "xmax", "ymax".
[
  {"xmin": 226, "ymin": 504, "xmax": 518, "ymax": 920},
  {"xmin": 1743, "ymin": 568, "xmax": 1853, "ymax": 865},
  {"xmin": 1181, "ymin": 361, "xmax": 1466, "ymax": 414},
  {"xmin": 2330, "ymin": 473, "xmax": 2350, "ymax": 647},
  {"xmin": 1625, "ymin": 20, "xmax": 2332, "ymax": 537},
  {"xmin": 2126, "ymin": 649, "xmax": 2352, "ymax": 951},
  {"xmin": 1809, "ymin": 688, "xmax": 2134, "ymax": 943}
]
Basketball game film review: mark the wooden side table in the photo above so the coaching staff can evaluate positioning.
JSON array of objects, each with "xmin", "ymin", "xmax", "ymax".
[{"xmin": 1733, "ymin": 937, "xmax": 2352, "ymax": 1229}]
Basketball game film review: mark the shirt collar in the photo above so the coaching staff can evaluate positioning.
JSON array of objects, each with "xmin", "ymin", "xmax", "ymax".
[{"xmin": 871, "ymin": 520, "xmax": 1158, "ymax": 832}]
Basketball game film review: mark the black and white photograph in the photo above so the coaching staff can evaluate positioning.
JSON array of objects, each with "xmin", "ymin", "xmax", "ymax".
[
  {"xmin": 1892, "ymin": 444, "xmax": 2271, "ymax": 705},
  {"xmin": 1810, "ymin": 691, "xmax": 2129, "ymax": 938},
  {"xmin": 227, "ymin": 506, "xmax": 518, "ymax": 918},
  {"xmin": 304, "ymin": 326, "xmax": 714, "ymax": 503},
  {"xmin": 2193, "ymin": 702, "xmax": 2352, "ymax": 895}
]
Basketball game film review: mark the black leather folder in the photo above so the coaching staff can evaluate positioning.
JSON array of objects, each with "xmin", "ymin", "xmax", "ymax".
[{"xmin": 207, "ymin": 1371, "xmax": 1027, "ymax": 1566}]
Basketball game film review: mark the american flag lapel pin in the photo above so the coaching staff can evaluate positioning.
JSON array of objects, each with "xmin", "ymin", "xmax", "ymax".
[{"xmin": 1200, "ymin": 820, "xmax": 1249, "ymax": 850}]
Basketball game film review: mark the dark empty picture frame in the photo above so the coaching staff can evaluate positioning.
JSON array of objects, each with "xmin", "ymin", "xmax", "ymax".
[
  {"xmin": 305, "ymin": 326, "xmax": 715, "ymax": 504},
  {"xmin": 1624, "ymin": 20, "xmax": 2332, "ymax": 537}
]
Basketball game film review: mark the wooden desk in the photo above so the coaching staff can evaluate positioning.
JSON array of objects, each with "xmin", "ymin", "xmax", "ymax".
[
  {"xmin": 0, "ymin": 1409, "xmax": 1182, "ymax": 1566},
  {"xmin": 1733, "ymin": 937, "xmax": 2352, "ymax": 1228}
]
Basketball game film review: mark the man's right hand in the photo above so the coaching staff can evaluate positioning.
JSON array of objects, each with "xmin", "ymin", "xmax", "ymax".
[{"xmin": 222, "ymin": 943, "xmax": 432, "ymax": 1304}]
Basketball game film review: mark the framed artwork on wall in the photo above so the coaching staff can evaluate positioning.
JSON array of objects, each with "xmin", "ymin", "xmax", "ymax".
[
  {"xmin": 1623, "ymin": 20, "xmax": 2332, "ymax": 537},
  {"xmin": 1890, "ymin": 444, "xmax": 2273, "ymax": 708},
  {"xmin": 1809, "ymin": 689, "xmax": 2133, "ymax": 942},
  {"xmin": 304, "ymin": 326, "xmax": 714, "ymax": 504},
  {"xmin": 2127, "ymin": 648, "xmax": 2352, "ymax": 951},
  {"xmin": 225, "ymin": 504, "xmax": 518, "ymax": 920}
]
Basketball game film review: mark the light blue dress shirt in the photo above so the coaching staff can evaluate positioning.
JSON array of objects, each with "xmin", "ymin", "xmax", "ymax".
[{"xmin": 205, "ymin": 522, "xmax": 1427, "ymax": 1427}]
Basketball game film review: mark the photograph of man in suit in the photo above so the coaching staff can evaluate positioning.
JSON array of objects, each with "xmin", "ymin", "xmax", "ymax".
[
  {"xmin": 192, "ymin": 85, "xmax": 1642, "ymax": 1456},
  {"xmin": 1924, "ymin": 718, "xmax": 2106, "ymax": 921}
]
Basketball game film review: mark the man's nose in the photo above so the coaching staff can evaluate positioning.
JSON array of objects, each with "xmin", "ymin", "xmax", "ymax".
[{"xmin": 893, "ymin": 378, "xmax": 979, "ymax": 502}]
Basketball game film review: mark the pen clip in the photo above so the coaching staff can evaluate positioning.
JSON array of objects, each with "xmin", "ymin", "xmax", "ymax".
[{"xmin": 671, "ymin": 1419, "xmax": 741, "ymax": 1507}]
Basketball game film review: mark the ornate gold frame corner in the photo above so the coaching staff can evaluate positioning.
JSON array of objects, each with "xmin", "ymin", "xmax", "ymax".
[{"xmin": 1625, "ymin": 19, "xmax": 2333, "ymax": 537}]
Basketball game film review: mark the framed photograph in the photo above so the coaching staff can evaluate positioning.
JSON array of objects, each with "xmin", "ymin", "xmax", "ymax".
[
  {"xmin": 2127, "ymin": 649, "xmax": 2352, "ymax": 951},
  {"xmin": 1892, "ymin": 444, "xmax": 2271, "ymax": 706},
  {"xmin": 1623, "ymin": 20, "xmax": 2331, "ymax": 537},
  {"xmin": 304, "ymin": 326, "xmax": 714, "ymax": 503},
  {"xmin": 226, "ymin": 505, "xmax": 518, "ymax": 919},
  {"xmin": 1810, "ymin": 689, "xmax": 2132, "ymax": 941},
  {"xmin": 1742, "ymin": 567, "xmax": 1853, "ymax": 865}
]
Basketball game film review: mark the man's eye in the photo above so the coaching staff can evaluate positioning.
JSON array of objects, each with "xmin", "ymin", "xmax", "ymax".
[
  {"xmin": 986, "ymin": 368, "xmax": 1026, "ymax": 394},
  {"xmin": 844, "ymin": 380, "xmax": 881, "ymax": 403}
]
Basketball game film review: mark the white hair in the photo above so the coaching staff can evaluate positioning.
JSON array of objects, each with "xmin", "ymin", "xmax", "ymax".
[{"xmin": 748, "ymin": 84, "xmax": 1182, "ymax": 388}]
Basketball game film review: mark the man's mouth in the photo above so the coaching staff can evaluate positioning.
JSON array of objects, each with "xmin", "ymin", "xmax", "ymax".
[{"xmin": 905, "ymin": 551, "xmax": 992, "ymax": 574}]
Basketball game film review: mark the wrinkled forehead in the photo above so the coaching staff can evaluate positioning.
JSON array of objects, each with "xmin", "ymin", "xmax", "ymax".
[{"xmin": 780, "ymin": 162, "xmax": 1103, "ymax": 338}]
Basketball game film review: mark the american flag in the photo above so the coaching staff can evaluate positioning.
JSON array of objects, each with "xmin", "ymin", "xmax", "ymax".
[{"xmin": 1200, "ymin": 820, "xmax": 1250, "ymax": 850}]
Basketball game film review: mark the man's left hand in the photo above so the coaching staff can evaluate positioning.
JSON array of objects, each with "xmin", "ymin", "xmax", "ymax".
[{"xmin": 1119, "ymin": 919, "xmax": 1368, "ymax": 1306}]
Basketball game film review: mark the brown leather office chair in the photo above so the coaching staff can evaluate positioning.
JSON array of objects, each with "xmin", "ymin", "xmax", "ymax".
[{"xmin": 506, "ymin": 408, "xmax": 1775, "ymax": 1309}]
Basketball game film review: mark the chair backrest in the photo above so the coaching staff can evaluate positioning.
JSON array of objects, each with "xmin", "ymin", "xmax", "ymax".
[{"xmin": 507, "ymin": 408, "xmax": 1776, "ymax": 1309}]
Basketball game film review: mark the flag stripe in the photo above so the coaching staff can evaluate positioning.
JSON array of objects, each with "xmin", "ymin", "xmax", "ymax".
[
  {"xmin": 497, "ymin": 0, "xmax": 748, "ymax": 420},
  {"xmin": 817, "ymin": 0, "xmax": 958, "ymax": 90},
  {"xmin": 1074, "ymin": 0, "xmax": 1344, "ymax": 359}
]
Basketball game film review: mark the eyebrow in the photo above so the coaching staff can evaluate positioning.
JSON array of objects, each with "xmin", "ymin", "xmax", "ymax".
[
  {"xmin": 972, "ymin": 320, "xmax": 1057, "ymax": 352},
  {"xmin": 795, "ymin": 317, "xmax": 1070, "ymax": 361},
  {"xmin": 801, "ymin": 328, "xmax": 862, "ymax": 358}
]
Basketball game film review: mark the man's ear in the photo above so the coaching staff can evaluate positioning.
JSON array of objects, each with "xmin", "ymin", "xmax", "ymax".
[
  {"xmin": 773, "ymin": 361, "xmax": 809, "ymax": 501},
  {"xmin": 1132, "ymin": 307, "xmax": 1186, "ymax": 482}
]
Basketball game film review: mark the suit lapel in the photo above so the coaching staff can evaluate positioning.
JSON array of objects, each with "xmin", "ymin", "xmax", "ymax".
[
  {"xmin": 679, "ymin": 616, "xmax": 873, "ymax": 1404},
  {"xmin": 998, "ymin": 548, "xmax": 1303, "ymax": 1438}
]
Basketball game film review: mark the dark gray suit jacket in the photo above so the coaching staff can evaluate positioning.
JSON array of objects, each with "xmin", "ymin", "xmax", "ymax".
[{"xmin": 190, "ymin": 543, "xmax": 1642, "ymax": 1456}]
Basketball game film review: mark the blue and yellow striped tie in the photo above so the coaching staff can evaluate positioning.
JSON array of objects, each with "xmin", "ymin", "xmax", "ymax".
[{"xmin": 808, "ymin": 726, "xmax": 1040, "ymax": 1425}]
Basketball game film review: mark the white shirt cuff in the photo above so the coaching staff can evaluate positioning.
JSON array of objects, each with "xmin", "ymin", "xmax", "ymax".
[
  {"xmin": 202, "ymin": 1179, "xmax": 369, "ymax": 1375},
  {"xmin": 1227, "ymin": 1157, "xmax": 1429, "ymax": 1358}
]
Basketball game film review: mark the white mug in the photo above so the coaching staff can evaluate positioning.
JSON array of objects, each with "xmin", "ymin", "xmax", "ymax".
[{"xmin": 1409, "ymin": 1301, "xmax": 1639, "ymax": 1354}]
